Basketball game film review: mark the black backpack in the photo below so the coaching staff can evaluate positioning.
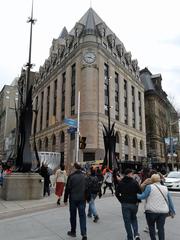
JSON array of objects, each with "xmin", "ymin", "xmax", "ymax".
[{"xmin": 88, "ymin": 176, "xmax": 101, "ymax": 194}]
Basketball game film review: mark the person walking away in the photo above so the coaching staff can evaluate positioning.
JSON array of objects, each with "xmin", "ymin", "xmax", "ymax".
[
  {"xmin": 96, "ymin": 167, "xmax": 104, "ymax": 196},
  {"xmin": 137, "ymin": 174, "xmax": 175, "ymax": 240},
  {"xmin": 64, "ymin": 162, "xmax": 87, "ymax": 240},
  {"xmin": 40, "ymin": 163, "xmax": 51, "ymax": 196},
  {"xmin": 54, "ymin": 165, "xmax": 67, "ymax": 206},
  {"xmin": 103, "ymin": 168, "xmax": 114, "ymax": 195},
  {"xmin": 87, "ymin": 167, "xmax": 101, "ymax": 223},
  {"xmin": 115, "ymin": 168, "xmax": 141, "ymax": 240}
]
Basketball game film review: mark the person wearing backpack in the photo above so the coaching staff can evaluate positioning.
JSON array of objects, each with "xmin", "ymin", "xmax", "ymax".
[{"xmin": 87, "ymin": 167, "xmax": 101, "ymax": 223}]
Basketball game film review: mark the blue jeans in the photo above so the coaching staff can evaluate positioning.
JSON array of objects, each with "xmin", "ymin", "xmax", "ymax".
[
  {"xmin": 69, "ymin": 200, "xmax": 87, "ymax": 236},
  {"xmin": 88, "ymin": 194, "xmax": 98, "ymax": 217},
  {"xmin": 121, "ymin": 203, "xmax": 139, "ymax": 240},
  {"xmin": 146, "ymin": 212, "xmax": 166, "ymax": 240}
]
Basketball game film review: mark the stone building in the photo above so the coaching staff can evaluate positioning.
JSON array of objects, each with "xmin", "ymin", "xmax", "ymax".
[
  {"xmin": 140, "ymin": 68, "xmax": 180, "ymax": 169},
  {"xmin": 31, "ymin": 8, "xmax": 146, "ymax": 168},
  {"xmin": 0, "ymin": 82, "xmax": 18, "ymax": 162}
]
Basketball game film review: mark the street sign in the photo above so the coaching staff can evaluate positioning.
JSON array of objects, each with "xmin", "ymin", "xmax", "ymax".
[
  {"xmin": 67, "ymin": 127, "xmax": 77, "ymax": 134},
  {"xmin": 64, "ymin": 118, "xmax": 77, "ymax": 127}
]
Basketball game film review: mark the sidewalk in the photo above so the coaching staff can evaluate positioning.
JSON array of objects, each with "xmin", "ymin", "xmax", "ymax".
[
  {"xmin": 0, "ymin": 186, "xmax": 180, "ymax": 220},
  {"xmin": 0, "ymin": 188, "xmax": 58, "ymax": 219}
]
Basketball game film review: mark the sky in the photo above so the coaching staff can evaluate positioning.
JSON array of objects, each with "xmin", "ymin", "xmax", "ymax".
[{"xmin": 0, "ymin": 0, "xmax": 180, "ymax": 109}]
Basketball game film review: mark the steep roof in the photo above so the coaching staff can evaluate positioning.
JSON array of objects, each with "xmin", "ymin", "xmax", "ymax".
[
  {"xmin": 69, "ymin": 7, "xmax": 122, "ymax": 44},
  {"xmin": 140, "ymin": 68, "xmax": 155, "ymax": 91},
  {"xmin": 59, "ymin": 27, "xmax": 68, "ymax": 39}
]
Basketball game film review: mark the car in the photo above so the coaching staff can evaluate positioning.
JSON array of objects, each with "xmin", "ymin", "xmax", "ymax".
[{"xmin": 164, "ymin": 171, "xmax": 180, "ymax": 190}]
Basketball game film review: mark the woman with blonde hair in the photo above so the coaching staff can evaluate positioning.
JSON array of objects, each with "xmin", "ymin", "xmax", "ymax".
[
  {"xmin": 54, "ymin": 165, "xmax": 67, "ymax": 206},
  {"xmin": 137, "ymin": 174, "xmax": 175, "ymax": 240}
]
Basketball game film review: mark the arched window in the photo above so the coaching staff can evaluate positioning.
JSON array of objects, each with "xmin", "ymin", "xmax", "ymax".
[
  {"xmin": 140, "ymin": 140, "xmax": 143, "ymax": 150},
  {"xmin": 60, "ymin": 131, "xmax": 65, "ymax": 143},
  {"xmin": 116, "ymin": 133, "xmax": 119, "ymax": 143},
  {"xmin": 133, "ymin": 138, "xmax": 136, "ymax": 148},
  {"xmin": 125, "ymin": 135, "xmax": 129, "ymax": 146},
  {"xmin": 44, "ymin": 137, "xmax": 48, "ymax": 151},
  {"xmin": 52, "ymin": 134, "xmax": 56, "ymax": 152}
]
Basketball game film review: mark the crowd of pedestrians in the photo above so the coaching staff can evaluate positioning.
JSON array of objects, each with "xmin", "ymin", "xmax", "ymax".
[
  {"xmin": 0, "ymin": 161, "xmax": 176, "ymax": 240},
  {"xmin": 61, "ymin": 164, "xmax": 176, "ymax": 240}
]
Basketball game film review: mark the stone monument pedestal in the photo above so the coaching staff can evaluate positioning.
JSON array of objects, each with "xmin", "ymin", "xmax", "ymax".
[{"xmin": 2, "ymin": 173, "xmax": 44, "ymax": 201}]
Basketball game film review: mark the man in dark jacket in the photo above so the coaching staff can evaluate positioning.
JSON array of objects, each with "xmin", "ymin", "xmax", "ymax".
[
  {"xmin": 64, "ymin": 162, "xmax": 87, "ymax": 240},
  {"xmin": 115, "ymin": 168, "xmax": 141, "ymax": 240}
]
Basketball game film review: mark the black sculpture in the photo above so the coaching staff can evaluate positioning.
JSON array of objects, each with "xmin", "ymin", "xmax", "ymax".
[
  {"xmin": 102, "ymin": 123, "xmax": 117, "ymax": 170},
  {"xmin": 15, "ymin": 1, "xmax": 39, "ymax": 172}
]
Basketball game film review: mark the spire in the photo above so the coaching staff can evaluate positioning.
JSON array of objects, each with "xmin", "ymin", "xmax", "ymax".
[
  {"xmin": 59, "ymin": 27, "xmax": 68, "ymax": 39},
  {"xmin": 78, "ymin": 7, "xmax": 103, "ymax": 31},
  {"xmin": 85, "ymin": 8, "xmax": 96, "ymax": 30}
]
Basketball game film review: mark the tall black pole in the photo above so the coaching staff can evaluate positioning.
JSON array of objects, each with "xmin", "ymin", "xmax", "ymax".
[
  {"xmin": 26, "ymin": 0, "xmax": 35, "ymax": 99},
  {"xmin": 16, "ymin": 0, "xmax": 36, "ymax": 171}
]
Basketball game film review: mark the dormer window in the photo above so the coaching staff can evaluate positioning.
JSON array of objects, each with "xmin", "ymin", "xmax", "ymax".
[
  {"xmin": 113, "ymin": 39, "xmax": 116, "ymax": 47},
  {"xmin": 66, "ymin": 39, "xmax": 68, "ymax": 47},
  {"xmin": 103, "ymin": 28, "xmax": 106, "ymax": 37},
  {"xmin": 75, "ymin": 28, "xmax": 78, "ymax": 37}
]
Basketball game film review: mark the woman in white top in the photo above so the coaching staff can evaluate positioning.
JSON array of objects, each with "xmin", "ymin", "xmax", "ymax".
[
  {"xmin": 54, "ymin": 165, "xmax": 67, "ymax": 206},
  {"xmin": 137, "ymin": 174, "xmax": 175, "ymax": 240}
]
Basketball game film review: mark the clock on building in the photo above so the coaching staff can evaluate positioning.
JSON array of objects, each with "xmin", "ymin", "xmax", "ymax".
[{"xmin": 83, "ymin": 52, "xmax": 96, "ymax": 64}]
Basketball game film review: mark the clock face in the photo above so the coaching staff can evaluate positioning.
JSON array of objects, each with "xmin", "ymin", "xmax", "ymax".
[{"xmin": 83, "ymin": 52, "xmax": 96, "ymax": 64}]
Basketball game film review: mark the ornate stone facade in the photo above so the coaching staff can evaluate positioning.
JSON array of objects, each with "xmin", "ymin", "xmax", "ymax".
[
  {"xmin": 31, "ymin": 8, "xmax": 146, "ymax": 167},
  {"xmin": 140, "ymin": 68, "xmax": 180, "ymax": 168}
]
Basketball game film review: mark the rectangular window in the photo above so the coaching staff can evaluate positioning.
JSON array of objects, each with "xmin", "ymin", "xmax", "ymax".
[
  {"xmin": 61, "ymin": 72, "xmax": 66, "ymax": 120},
  {"xmin": 40, "ymin": 91, "xmax": 44, "ymax": 130},
  {"xmin": 124, "ymin": 79, "xmax": 128, "ymax": 124},
  {"xmin": 71, "ymin": 64, "xmax": 76, "ymax": 115},
  {"xmin": 53, "ymin": 80, "xmax": 57, "ymax": 117},
  {"xmin": 46, "ymin": 86, "xmax": 50, "ymax": 127},
  {"xmin": 104, "ymin": 63, "xmax": 109, "ymax": 116},
  {"xmin": 83, "ymin": 152, "xmax": 95, "ymax": 162},
  {"xmin": 138, "ymin": 91, "xmax": 142, "ymax": 130},
  {"xmin": 115, "ymin": 72, "xmax": 119, "ymax": 120}
]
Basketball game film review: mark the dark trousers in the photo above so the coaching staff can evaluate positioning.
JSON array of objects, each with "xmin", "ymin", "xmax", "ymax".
[
  {"xmin": 103, "ymin": 182, "xmax": 114, "ymax": 194},
  {"xmin": 121, "ymin": 203, "xmax": 139, "ymax": 240},
  {"xmin": 146, "ymin": 212, "xmax": 166, "ymax": 240},
  {"xmin": 69, "ymin": 200, "xmax": 87, "ymax": 236},
  {"xmin": 44, "ymin": 183, "xmax": 50, "ymax": 196}
]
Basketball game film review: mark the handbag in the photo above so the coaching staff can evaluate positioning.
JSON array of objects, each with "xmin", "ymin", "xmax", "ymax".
[{"xmin": 154, "ymin": 184, "xmax": 174, "ymax": 217}]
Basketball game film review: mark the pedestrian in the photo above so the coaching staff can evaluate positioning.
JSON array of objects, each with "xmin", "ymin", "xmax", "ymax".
[
  {"xmin": 96, "ymin": 167, "xmax": 104, "ymax": 196},
  {"xmin": 112, "ymin": 168, "xmax": 122, "ymax": 190},
  {"xmin": 40, "ymin": 163, "xmax": 51, "ymax": 196},
  {"xmin": 137, "ymin": 174, "xmax": 175, "ymax": 240},
  {"xmin": 115, "ymin": 168, "xmax": 141, "ymax": 240},
  {"xmin": 54, "ymin": 164, "xmax": 67, "ymax": 206},
  {"xmin": 64, "ymin": 162, "xmax": 88, "ymax": 240},
  {"xmin": 103, "ymin": 168, "xmax": 114, "ymax": 195},
  {"xmin": 87, "ymin": 167, "xmax": 101, "ymax": 223}
]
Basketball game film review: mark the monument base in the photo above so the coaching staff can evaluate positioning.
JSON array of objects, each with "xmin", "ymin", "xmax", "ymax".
[{"xmin": 2, "ymin": 173, "xmax": 44, "ymax": 201}]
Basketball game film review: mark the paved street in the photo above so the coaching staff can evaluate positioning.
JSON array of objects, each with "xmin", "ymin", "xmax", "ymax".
[{"xmin": 0, "ymin": 192, "xmax": 179, "ymax": 240}]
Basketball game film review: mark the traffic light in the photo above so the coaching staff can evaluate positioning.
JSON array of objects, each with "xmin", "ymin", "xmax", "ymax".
[{"xmin": 79, "ymin": 136, "xmax": 86, "ymax": 149}]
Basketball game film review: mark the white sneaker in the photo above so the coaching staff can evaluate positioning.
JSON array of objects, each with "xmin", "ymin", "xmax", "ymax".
[
  {"xmin": 134, "ymin": 235, "xmax": 141, "ymax": 240},
  {"xmin": 143, "ymin": 226, "xmax": 149, "ymax": 233}
]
